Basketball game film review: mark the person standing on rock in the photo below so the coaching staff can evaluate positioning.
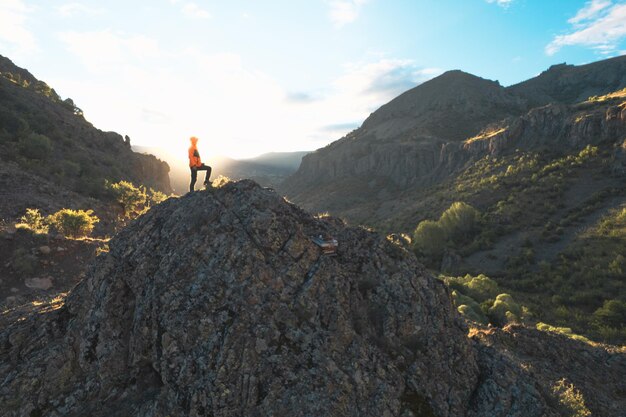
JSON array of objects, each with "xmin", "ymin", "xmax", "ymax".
[{"xmin": 188, "ymin": 136, "xmax": 212, "ymax": 192}]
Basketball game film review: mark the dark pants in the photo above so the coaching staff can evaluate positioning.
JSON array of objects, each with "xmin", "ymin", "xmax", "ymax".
[{"xmin": 190, "ymin": 164, "xmax": 212, "ymax": 192}]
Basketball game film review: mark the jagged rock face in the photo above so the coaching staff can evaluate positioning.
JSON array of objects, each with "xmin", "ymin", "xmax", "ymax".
[
  {"xmin": 281, "ymin": 57, "xmax": 626, "ymax": 224},
  {"xmin": 1, "ymin": 181, "xmax": 481, "ymax": 417},
  {"xmin": 461, "ymin": 100, "xmax": 626, "ymax": 156},
  {"xmin": 471, "ymin": 325, "xmax": 626, "ymax": 417}
]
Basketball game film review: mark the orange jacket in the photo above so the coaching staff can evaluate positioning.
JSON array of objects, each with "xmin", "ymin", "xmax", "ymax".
[{"xmin": 188, "ymin": 144, "xmax": 202, "ymax": 167}]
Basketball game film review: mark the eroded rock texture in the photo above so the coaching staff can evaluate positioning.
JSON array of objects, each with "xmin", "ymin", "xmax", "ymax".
[{"xmin": 1, "ymin": 181, "xmax": 622, "ymax": 416}]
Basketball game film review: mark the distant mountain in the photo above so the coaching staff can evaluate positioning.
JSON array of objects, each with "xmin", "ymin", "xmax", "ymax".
[
  {"xmin": 246, "ymin": 151, "xmax": 309, "ymax": 170},
  {"xmin": 0, "ymin": 55, "xmax": 171, "ymax": 221},
  {"xmin": 282, "ymin": 55, "xmax": 626, "ymax": 222}
]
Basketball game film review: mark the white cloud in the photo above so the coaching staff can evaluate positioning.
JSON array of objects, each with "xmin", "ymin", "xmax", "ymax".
[
  {"xmin": 546, "ymin": 2, "xmax": 626, "ymax": 55},
  {"xmin": 568, "ymin": 0, "xmax": 612, "ymax": 25},
  {"xmin": 181, "ymin": 3, "xmax": 211, "ymax": 19},
  {"xmin": 168, "ymin": 2, "xmax": 211, "ymax": 19},
  {"xmin": 327, "ymin": 0, "xmax": 367, "ymax": 28},
  {"xmin": 0, "ymin": 0, "xmax": 37, "ymax": 58},
  {"xmin": 57, "ymin": 3, "xmax": 105, "ymax": 17},
  {"xmin": 485, "ymin": 0, "xmax": 514, "ymax": 7}
]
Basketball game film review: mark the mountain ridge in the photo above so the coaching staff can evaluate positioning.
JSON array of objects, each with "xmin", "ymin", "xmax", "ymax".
[{"xmin": 281, "ymin": 55, "xmax": 626, "ymax": 221}]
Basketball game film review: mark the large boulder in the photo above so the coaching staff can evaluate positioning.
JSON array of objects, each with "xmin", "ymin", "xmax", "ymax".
[{"xmin": 1, "ymin": 180, "xmax": 478, "ymax": 417}]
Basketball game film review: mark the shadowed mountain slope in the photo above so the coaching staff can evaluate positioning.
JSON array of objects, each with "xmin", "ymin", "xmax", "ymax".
[{"xmin": 0, "ymin": 55, "xmax": 171, "ymax": 221}]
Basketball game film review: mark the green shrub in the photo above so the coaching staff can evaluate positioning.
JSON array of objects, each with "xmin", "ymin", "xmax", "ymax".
[
  {"xmin": 18, "ymin": 133, "xmax": 53, "ymax": 160},
  {"xmin": 452, "ymin": 290, "xmax": 489, "ymax": 324},
  {"xmin": 551, "ymin": 379, "xmax": 591, "ymax": 417},
  {"xmin": 413, "ymin": 201, "xmax": 481, "ymax": 263},
  {"xmin": 443, "ymin": 274, "xmax": 499, "ymax": 302},
  {"xmin": 48, "ymin": 209, "xmax": 99, "ymax": 238},
  {"xmin": 16, "ymin": 208, "xmax": 49, "ymax": 234},
  {"xmin": 536, "ymin": 322, "xmax": 593, "ymax": 344},
  {"xmin": 592, "ymin": 299, "xmax": 626, "ymax": 328},
  {"xmin": 439, "ymin": 201, "xmax": 481, "ymax": 241},
  {"xmin": 106, "ymin": 180, "xmax": 147, "ymax": 218},
  {"xmin": 413, "ymin": 220, "xmax": 446, "ymax": 258},
  {"xmin": 147, "ymin": 188, "xmax": 167, "ymax": 207},
  {"xmin": 488, "ymin": 293, "xmax": 523, "ymax": 326}
]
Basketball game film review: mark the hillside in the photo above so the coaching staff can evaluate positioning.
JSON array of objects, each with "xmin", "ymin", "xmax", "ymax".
[
  {"xmin": 0, "ymin": 55, "xmax": 171, "ymax": 221},
  {"xmin": 1, "ymin": 180, "xmax": 623, "ymax": 416},
  {"xmin": 0, "ymin": 55, "xmax": 173, "ymax": 320},
  {"xmin": 282, "ymin": 56, "xmax": 626, "ymax": 207},
  {"xmin": 281, "ymin": 56, "xmax": 626, "ymax": 344}
]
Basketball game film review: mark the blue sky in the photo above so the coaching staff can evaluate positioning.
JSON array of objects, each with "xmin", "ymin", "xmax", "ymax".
[{"xmin": 0, "ymin": 0, "xmax": 625, "ymax": 159}]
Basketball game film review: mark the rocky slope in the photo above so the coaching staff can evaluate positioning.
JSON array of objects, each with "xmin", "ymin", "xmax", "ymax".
[
  {"xmin": 281, "ymin": 56, "xmax": 626, "ymax": 224},
  {"xmin": 3, "ymin": 180, "xmax": 621, "ymax": 416},
  {"xmin": 0, "ymin": 54, "xmax": 172, "ymax": 221}
]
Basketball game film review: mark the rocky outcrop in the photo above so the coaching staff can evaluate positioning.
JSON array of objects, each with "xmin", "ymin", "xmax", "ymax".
[
  {"xmin": 1, "ymin": 180, "xmax": 604, "ymax": 417},
  {"xmin": 0, "ymin": 181, "xmax": 474, "ymax": 416},
  {"xmin": 461, "ymin": 98, "xmax": 626, "ymax": 156},
  {"xmin": 471, "ymin": 325, "xmax": 626, "ymax": 417}
]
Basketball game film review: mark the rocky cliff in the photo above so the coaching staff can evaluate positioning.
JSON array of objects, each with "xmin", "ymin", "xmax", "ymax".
[
  {"xmin": 281, "ymin": 56, "xmax": 626, "ymax": 226},
  {"xmin": 3, "ymin": 180, "xmax": 620, "ymax": 416}
]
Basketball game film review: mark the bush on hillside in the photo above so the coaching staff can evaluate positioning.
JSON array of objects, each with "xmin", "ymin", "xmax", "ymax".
[
  {"xmin": 16, "ymin": 208, "xmax": 49, "ymax": 234},
  {"xmin": 18, "ymin": 132, "xmax": 53, "ymax": 160},
  {"xmin": 551, "ymin": 379, "xmax": 591, "ymax": 417},
  {"xmin": 106, "ymin": 180, "xmax": 147, "ymax": 218},
  {"xmin": 452, "ymin": 290, "xmax": 489, "ymax": 324},
  {"xmin": 488, "ymin": 293, "xmax": 523, "ymax": 326},
  {"xmin": 439, "ymin": 201, "xmax": 481, "ymax": 241},
  {"xmin": 413, "ymin": 201, "xmax": 481, "ymax": 264},
  {"xmin": 592, "ymin": 299, "xmax": 626, "ymax": 329},
  {"xmin": 106, "ymin": 180, "xmax": 168, "ymax": 219},
  {"xmin": 147, "ymin": 188, "xmax": 167, "ymax": 207},
  {"xmin": 413, "ymin": 220, "xmax": 446, "ymax": 258},
  {"xmin": 48, "ymin": 209, "xmax": 99, "ymax": 238},
  {"xmin": 444, "ymin": 274, "xmax": 499, "ymax": 302}
]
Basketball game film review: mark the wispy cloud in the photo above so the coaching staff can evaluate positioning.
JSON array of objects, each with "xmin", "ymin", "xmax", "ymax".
[
  {"xmin": 485, "ymin": 0, "xmax": 514, "ymax": 8},
  {"xmin": 546, "ymin": 1, "xmax": 626, "ymax": 55},
  {"xmin": 181, "ymin": 3, "xmax": 211, "ymax": 19},
  {"xmin": 0, "ymin": 0, "xmax": 37, "ymax": 58},
  {"xmin": 568, "ymin": 0, "xmax": 612, "ymax": 24},
  {"xmin": 169, "ymin": 1, "xmax": 210, "ymax": 19},
  {"xmin": 335, "ymin": 60, "xmax": 440, "ymax": 99},
  {"xmin": 327, "ymin": 0, "xmax": 367, "ymax": 28},
  {"xmin": 57, "ymin": 3, "xmax": 106, "ymax": 17}
]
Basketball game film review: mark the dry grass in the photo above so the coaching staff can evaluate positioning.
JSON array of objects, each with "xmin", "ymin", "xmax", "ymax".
[{"xmin": 464, "ymin": 128, "xmax": 507, "ymax": 145}]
